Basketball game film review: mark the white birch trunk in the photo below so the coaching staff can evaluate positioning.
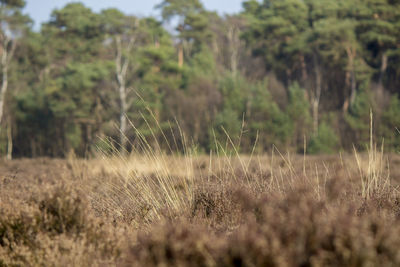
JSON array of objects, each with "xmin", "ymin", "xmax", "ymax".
[
  {"xmin": 0, "ymin": 35, "xmax": 16, "ymax": 160},
  {"xmin": 115, "ymin": 35, "xmax": 134, "ymax": 153}
]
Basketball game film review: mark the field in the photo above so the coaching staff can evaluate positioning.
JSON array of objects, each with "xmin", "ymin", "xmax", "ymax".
[{"xmin": 2, "ymin": 151, "xmax": 400, "ymax": 266}]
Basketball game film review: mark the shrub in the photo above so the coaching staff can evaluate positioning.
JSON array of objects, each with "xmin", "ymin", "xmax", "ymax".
[
  {"xmin": 286, "ymin": 82, "xmax": 312, "ymax": 152},
  {"xmin": 0, "ymin": 184, "xmax": 120, "ymax": 266},
  {"xmin": 381, "ymin": 95, "xmax": 400, "ymax": 151},
  {"xmin": 344, "ymin": 89, "xmax": 374, "ymax": 149},
  {"xmin": 308, "ymin": 122, "xmax": 339, "ymax": 154},
  {"xmin": 126, "ymin": 186, "xmax": 400, "ymax": 267}
]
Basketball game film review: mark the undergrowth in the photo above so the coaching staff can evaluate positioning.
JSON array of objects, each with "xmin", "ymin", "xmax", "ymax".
[{"xmin": 1, "ymin": 113, "xmax": 399, "ymax": 266}]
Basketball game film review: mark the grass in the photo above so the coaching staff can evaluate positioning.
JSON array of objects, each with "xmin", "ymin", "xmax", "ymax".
[{"xmin": 1, "ymin": 116, "xmax": 400, "ymax": 266}]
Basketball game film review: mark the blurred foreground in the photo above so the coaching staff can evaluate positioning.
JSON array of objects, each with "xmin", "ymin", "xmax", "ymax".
[{"xmin": 1, "ymin": 152, "xmax": 400, "ymax": 266}]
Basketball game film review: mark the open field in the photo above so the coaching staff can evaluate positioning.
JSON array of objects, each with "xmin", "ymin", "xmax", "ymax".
[{"xmin": 2, "ymin": 152, "xmax": 400, "ymax": 266}]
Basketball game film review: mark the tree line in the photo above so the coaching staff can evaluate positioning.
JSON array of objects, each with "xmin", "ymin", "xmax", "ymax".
[{"xmin": 0, "ymin": 0, "xmax": 399, "ymax": 158}]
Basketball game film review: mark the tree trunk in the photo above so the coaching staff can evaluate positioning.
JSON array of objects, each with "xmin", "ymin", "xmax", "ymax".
[
  {"xmin": 227, "ymin": 25, "xmax": 240, "ymax": 76},
  {"xmin": 300, "ymin": 53, "xmax": 308, "ymax": 85},
  {"xmin": 378, "ymin": 52, "xmax": 388, "ymax": 92},
  {"xmin": 115, "ymin": 35, "xmax": 134, "ymax": 154},
  {"xmin": 0, "ymin": 38, "xmax": 10, "ymax": 124},
  {"xmin": 119, "ymin": 97, "xmax": 127, "ymax": 152},
  {"xmin": 312, "ymin": 52, "xmax": 322, "ymax": 135},
  {"xmin": 6, "ymin": 120, "xmax": 12, "ymax": 160},
  {"xmin": 178, "ymin": 42, "xmax": 184, "ymax": 67},
  {"xmin": 350, "ymin": 65, "xmax": 356, "ymax": 105},
  {"xmin": 286, "ymin": 68, "xmax": 292, "ymax": 87},
  {"xmin": 94, "ymin": 95, "xmax": 103, "ymax": 138},
  {"xmin": 343, "ymin": 70, "xmax": 351, "ymax": 112},
  {"xmin": 0, "ymin": 36, "xmax": 16, "ymax": 159},
  {"xmin": 0, "ymin": 36, "xmax": 16, "ymax": 125},
  {"xmin": 343, "ymin": 46, "xmax": 357, "ymax": 112},
  {"xmin": 30, "ymin": 138, "xmax": 37, "ymax": 157},
  {"xmin": 0, "ymin": 64, "xmax": 7, "ymax": 124},
  {"xmin": 312, "ymin": 99, "xmax": 319, "ymax": 135}
]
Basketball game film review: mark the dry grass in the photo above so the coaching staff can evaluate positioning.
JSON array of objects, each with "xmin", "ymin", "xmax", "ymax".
[
  {"xmin": 2, "ymin": 120, "xmax": 400, "ymax": 266},
  {"xmin": 353, "ymin": 111, "xmax": 392, "ymax": 199},
  {"xmin": 1, "ymin": 150, "xmax": 400, "ymax": 266}
]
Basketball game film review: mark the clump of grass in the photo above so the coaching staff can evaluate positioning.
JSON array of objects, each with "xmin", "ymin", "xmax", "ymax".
[
  {"xmin": 354, "ymin": 111, "xmax": 391, "ymax": 199},
  {"xmin": 89, "ymin": 115, "xmax": 196, "ymax": 225}
]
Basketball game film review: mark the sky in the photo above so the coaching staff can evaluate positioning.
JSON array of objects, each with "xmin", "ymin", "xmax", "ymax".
[{"xmin": 24, "ymin": 0, "xmax": 245, "ymax": 30}]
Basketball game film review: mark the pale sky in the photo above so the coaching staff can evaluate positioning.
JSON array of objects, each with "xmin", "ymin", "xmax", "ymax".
[{"xmin": 24, "ymin": 0, "xmax": 245, "ymax": 30}]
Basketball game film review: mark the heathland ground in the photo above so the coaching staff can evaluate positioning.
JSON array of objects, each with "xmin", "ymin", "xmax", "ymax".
[{"xmin": 2, "ymin": 150, "xmax": 400, "ymax": 266}]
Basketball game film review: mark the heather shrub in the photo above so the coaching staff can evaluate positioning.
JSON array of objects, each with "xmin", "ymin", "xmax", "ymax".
[
  {"xmin": 0, "ymin": 184, "xmax": 121, "ymax": 266},
  {"xmin": 2, "ymin": 152, "xmax": 400, "ymax": 266},
  {"xmin": 191, "ymin": 184, "xmax": 244, "ymax": 229},
  {"xmin": 126, "ymin": 220, "xmax": 221, "ymax": 267},
  {"xmin": 0, "ymin": 205, "xmax": 39, "ymax": 252},
  {"xmin": 37, "ymin": 185, "xmax": 89, "ymax": 235},
  {"xmin": 125, "ymin": 184, "xmax": 400, "ymax": 267}
]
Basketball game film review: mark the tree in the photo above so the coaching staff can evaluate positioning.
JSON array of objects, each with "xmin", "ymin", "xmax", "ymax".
[
  {"xmin": 248, "ymin": 79, "xmax": 291, "ymax": 151},
  {"xmin": 242, "ymin": 0, "xmax": 360, "ymax": 134},
  {"xmin": 344, "ymin": 89, "xmax": 374, "ymax": 149},
  {"xmin": 0, "ymin": 0, "xmax": 30, "ymax": 159},
  {"xmin": 356, "ymin": 0, "xmax": 400, "ymax": 92},
  {"xmin": 156, "ymin": 0, "xmax": 204, "ymax": 67},
  {"xmin": 101, "ymin": 9, "xmax": 139, "ymax": 153},
  {"xmin": 381, "ymin": 96, "xmax": 400, "ymax": 151},
  {"xmin": 286, "ymin": 83, "xmax": 312, "ymax": 151},
  {"xmin": 37, "ymin": 3, "xmax": 107, "ymax": 156},
  {"xmin": 1, "ymin": 0, "xmax": 400, "ymax": 157},
  {"xmin": 225, "ymin": 16, "xmax": 243, "ymax": 76},
  {"xmin": 242, "ymin": 0, "xmax": 309, "ymax": 85},
  {"xmin": 308, "ymin": 121, "xmax": 339, "ymax": 154},
  {"xmin": 211, "ymin": 74, "xmax": 247, "ymax": 150},
  {"xmin": 12, "ymin": 30, "xmax": 49, "ymax": 157},
  {"xmin": 133, "ymin": 18, "xmax": 181, "ymax": 149}
]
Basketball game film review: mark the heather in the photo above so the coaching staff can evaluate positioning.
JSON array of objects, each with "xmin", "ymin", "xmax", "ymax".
[{"xmin": 2, "ymin": 149, "xmax": 400, "ymax": 266}]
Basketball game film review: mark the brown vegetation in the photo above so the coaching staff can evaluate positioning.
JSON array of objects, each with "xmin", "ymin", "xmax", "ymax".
[{"xmin": 1, "ymin": 149, "xmax": 400, "ymax": 266}]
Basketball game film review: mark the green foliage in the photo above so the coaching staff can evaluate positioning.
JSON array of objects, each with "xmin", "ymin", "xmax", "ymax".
[
  {"xmin": 49, "ymin": 3, "xmax": 101, "ymax": 38},
  {"xmin": 345, "ymin": 89, "xmax": 373, "ymax": 148},
  {"xmin": 3, "ymin": 0, "xmax": 400, "ymax": 157},
  {"xmin": 46, "ymin": 62, "xmax": 109, "ymax": 119},
  {"xmin": 355, "ymin": 0, "xmax": 400, "ymax": 84},
  {"xmin": 212, "ymin": 107, "xmax": 243, "ymax": 151},
  {"xmin": 381, "ymin": 96, "xmax": 400, "ymax": 151},
  {"xmin": 181, "ymin": 11, "xmax": 215, "ymax": 52},
  {"xmin": 242, "ymin": 0, "xmax": 309, "ymax": 79},
  {"xmin": 100, "ymin": 8, "xmax": 127, "ymax": 34},
  {"xmin": 156, "ymin": 0, "xmax": 204, "ymax": 22},
  {"xmin": 248, "ymin": 80, "xmax": 292, "ymax": 151},
  {"xmin": 0, "ymin": 0, "xmax": 25, "ymax": 7},
  {"xmin": 210, "ymin": 75, "xmax": 247, "ymax": 150},
  {"xmin": 286, "ymin": 83, "xmax": 312, "ymax": 151},
  {"xmin": 308, "ymin": 122, "xmax": 339, "ymax": 154},
  {"xmin": 186, "ymin": 47, "xmax": 217, "ymax": 77}
]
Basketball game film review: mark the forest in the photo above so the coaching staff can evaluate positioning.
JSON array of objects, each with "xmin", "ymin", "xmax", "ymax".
[{"xmin": 0, "ymin": 0, "xmax": 399, "ymax": 158}]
